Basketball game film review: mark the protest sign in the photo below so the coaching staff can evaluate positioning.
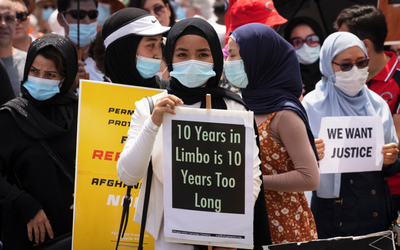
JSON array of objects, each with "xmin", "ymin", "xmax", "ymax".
[
  {"xmin": 163, "ymin": 107, "xmax": 255, "ymax": 249},
  {"xmin": 73, "ymin": 80, "xmax": 162, "ymax": 249},
  {"xmin": 318, "ymin": 116, "xmax": 384, "ymax": 174}
]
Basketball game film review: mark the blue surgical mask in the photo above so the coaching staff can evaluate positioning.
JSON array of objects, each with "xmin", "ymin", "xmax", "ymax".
[
  {"xmin": 224, "ymin": 60, "xmax": 248, "ymax": 88},
  {"xmin": 62, "ymin": 15, "xmax": 97, "ymax": 47},
  {"xmin": 296, "ymin": 44, "xmax": 320, "ymax": 65},
  {"xmin": 97, "ymin": 3, "xmax": 111, "ymax": 26},
  {"xmin": 42, "ymin": 7, "xmax": 54, "ymax": 21},
  {"xmin": 176, "ymin": 6, "xmax": 187, "ymax": 20},
  {"xmin": 136, "ymin": 55, "xmax": 161, "ymax": 79},
  {"xmin": 170, "ymin": 60, "xmax": 216, "ymax": 88},
  {"xmin": 23, "ymin": 75, "xmax": 62, "ymax": 101}
]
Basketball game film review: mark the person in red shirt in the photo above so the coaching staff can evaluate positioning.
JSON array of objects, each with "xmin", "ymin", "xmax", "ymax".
[{"xmin": 334, "ymin": 5, "xmax": 400, "ymax": 220}]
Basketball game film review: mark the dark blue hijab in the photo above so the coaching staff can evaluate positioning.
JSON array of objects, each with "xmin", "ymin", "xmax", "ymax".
[{"xmin": 233, "ymin": 23, "xmax": 318, "ymax": 159}]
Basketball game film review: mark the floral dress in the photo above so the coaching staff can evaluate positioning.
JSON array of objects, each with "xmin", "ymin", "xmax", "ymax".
[{"xmin": 259, "ymin": 112, "xmax": 318, "ymax": 244}]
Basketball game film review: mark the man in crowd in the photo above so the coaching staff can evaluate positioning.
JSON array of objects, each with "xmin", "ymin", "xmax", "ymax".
[
  {"xmin": 57, "ymin": 0, "xmax": 100, "ymax": 84},
  {"xmin": 334, "ymin": 5, "xmax": 400, "ymax": 219},
  {"xmin": 0, "ymin": 0, "xmax": 26, "ymax": 97},
  {"xmin": 12, "ymin": 0, "xmax": 32, "ymax": 52}
]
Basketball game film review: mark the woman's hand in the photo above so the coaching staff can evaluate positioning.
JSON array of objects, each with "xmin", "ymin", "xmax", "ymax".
[
  {"xmin": 27, "ymin": 209, "xmax": 54, "ymax": 244},
  {"xmin": 151, "ymin": 95, "xmax": 183, "ymax": 126},
  {"xmin": 70, "ymin": 193, "xmax": 74, "ymax": 210},
  {"xmin": 315, "ymin": 138, "xmax": 325, "ymax": 162},
  {"xmin": 382, "ymin": 143, "xmax": 399, "ymax": 166}
]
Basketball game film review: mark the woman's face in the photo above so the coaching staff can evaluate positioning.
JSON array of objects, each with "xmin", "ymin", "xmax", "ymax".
[
  {"xmin": 143, "ymin": 0, "xmax": 171, "ymax": 27},
  {"xmin": 290, "ymin": 24, "xmax": 315, "ymax": 43},
  {"xmin": 136, "ymin": 35, "xmax": 163, "ymax": 61},
  {"xmin": 226, "ymin": 38, "xmax": 241, "ymax": 62},
  {"xmin": 332, "ymin": 46, "xmax": 366, "ymax": 73},
  {"xmin": 29, "ymin": 54, "xmax": 63, "ymax": 81},
  {"xmin": 172, "ymin": 34, "xmax": 213, "ymax": 64}
]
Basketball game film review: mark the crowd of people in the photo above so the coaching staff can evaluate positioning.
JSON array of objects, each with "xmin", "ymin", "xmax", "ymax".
[{"xmin": 0, "ymin": 0, "xmax": 399, "ymax": 249}]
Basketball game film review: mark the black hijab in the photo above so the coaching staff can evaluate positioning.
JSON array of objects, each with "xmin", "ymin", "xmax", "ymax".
[
  {"xmin": 102, "ymin": 8, "xmax": 159, "ymax": 88},
  {"xmin": 0, "ymin": 34, "xmax": 78, "ymax": 139},
  {"xmin": 166, "ymin": 17, "xmax": 244, "ymax": 109},
  {"xmin": 284, "ymin": 17, "xmax": 325, "ymax": 95},
  {"xmin": 0, "ymin": 59, "xmax": 15, "ymax": 105}
]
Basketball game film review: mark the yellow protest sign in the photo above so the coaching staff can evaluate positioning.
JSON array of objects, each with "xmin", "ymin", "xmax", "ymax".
[{"xmin": 73, "ymin": 80, "xmax": 163, "ymax": 249}]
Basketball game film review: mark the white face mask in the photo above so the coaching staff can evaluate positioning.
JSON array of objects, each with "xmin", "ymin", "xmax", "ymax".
[
  {"xmin": 296, "ymin": 44, "xmax": 320, "ymax": 65},
  {"xmin": 334, "ymin": 66, "xmax": 369, "ymax": 97}
]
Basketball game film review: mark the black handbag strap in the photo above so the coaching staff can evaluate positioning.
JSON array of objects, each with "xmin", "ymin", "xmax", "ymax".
[
  {"xmin": 137, "ymin": 160, "xmax": 153, "ymax": 250},
  {"xmin": 39, "ymin": 140, "xmax": 74, "ymax": 184},
  {"xmin": 116, "ymin": 96, "xmax": 154, "ymax": 250}
]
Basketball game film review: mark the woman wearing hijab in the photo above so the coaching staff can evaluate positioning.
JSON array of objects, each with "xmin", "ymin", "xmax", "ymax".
[
  {"xmin": 302, "ymin": 32, "xmax": 399, "ymax": 239},
  {"xmin": 225, "ymin": 23, "xmax": 320, "ymax": 244},
  {"xmin": 102, "ymin": 8, "xmax": 170, "ymax": 88},
  {"xmin": 284, "ymin": 17, "xmax": 324, "ymax": 96},
  {"xmin": 117, "ymin": 17, "xmax": 271, "ymax": 249},
  {"xmin": 0, "ymin": 34, "xmax": 78, "ymax": 249}
]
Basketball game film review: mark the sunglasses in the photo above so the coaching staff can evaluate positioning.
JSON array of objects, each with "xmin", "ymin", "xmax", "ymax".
[
  {"xmin": 62, "ymin": 9, "xmax": 98, "ymax": 20},
  {"xmin": 289, "ymin": 34, "xmax": 320, "ymax": 50},
  {"xmin": 16, "ymin": 11, "xmax": 28, "ymax": 22},
  {"xmin": 332, "ymin": 58, "xmax": 369, "ymax": 72},
  {"xmin": 152, "ymin": 4, "xmax": 166, "ymax": 16}
]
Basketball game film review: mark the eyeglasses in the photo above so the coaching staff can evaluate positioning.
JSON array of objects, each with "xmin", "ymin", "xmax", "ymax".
[
  {"xmin": 16, "ymin": 11, "xmax": 29, "ymax": 23},
  {"xmin": 152, "ymin": 4, "xmax": 166, "ymax": 16},
  {"xmin": 289, "ymin": 34, "xmax": 320, "ymax": 50},
  {"xmin": 332, "ymin": 58, "xmax": 369, "ymax": 72},
  {"xmin": 62, "ymin": 9, "xmax": 98, "ymax": 20}
]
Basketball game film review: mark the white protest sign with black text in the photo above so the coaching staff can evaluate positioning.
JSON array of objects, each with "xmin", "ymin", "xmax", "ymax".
[
  {"xmin": 318, "ymin": 116, "xmax": 384, "ymax": 174},
  {"xmin": 163, "ymin": 107, "xmax": 255, "ymax": 249}
]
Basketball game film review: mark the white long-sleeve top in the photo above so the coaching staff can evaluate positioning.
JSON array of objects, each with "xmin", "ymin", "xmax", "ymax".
[{"xmin": 117, "ymin": 91, "xmax": 262, "ymax": 248}]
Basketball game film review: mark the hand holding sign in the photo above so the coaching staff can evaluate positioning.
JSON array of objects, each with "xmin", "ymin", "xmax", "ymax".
[
  {"xmin": 382, "ymin": 142, "xmax": 399, "ymax": 165},
  {"xmin": 315, "ymin": 139, "xmax": 325, "ymax": 162},
  {"xmin": 151, "ymin": 95, "xmax": 184, "ymax": 126}
]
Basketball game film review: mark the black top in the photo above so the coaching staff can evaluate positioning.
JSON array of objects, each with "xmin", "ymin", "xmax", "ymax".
[
  {"xmin": 0, "ymin": 105, "xmax": 77, "ymax": 249},
  {"xmin": 0, "ymin": 59, "xmax": 15, "ymax": 105},
  {"xmin": 0, "ymin": 34, "xmax": 78, "ymax": 249}
]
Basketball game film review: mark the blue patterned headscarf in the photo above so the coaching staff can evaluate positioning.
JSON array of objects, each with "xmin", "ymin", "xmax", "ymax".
[{"xmin": 232, "ymin": 23, "xmax": 318, "ymax": 160}]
